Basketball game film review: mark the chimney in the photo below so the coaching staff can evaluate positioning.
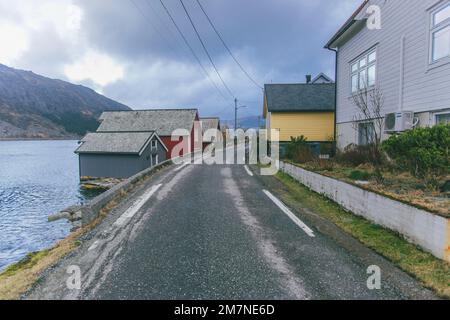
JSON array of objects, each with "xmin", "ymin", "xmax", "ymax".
[{"xmin": 306, "ymin": 75, "xmax": 312, "ymax": 84}]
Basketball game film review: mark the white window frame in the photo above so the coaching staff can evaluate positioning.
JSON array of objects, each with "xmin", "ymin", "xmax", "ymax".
[
  {"xmin": 151, "ymin": 140, "xmax": 158, "ymax": 151},
  {"xmin": 358, "ymin": 121, "xmax": 375, "ymax": 146},
  {"xmin": 429, "ymin": 1, "xmax": 450, "ymax": 64},
  {"xmin": 350, "ymin": 48, "xmax": 377, "ymax": 94},
  {"xmin": 433, "ymin": 111, "xmax": 450, "ymax": 125}
]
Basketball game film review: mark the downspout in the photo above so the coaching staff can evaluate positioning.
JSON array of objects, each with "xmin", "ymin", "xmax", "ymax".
[{"xmin": 327, "ymin": 47, "xmax": 339, "ymax": 155}]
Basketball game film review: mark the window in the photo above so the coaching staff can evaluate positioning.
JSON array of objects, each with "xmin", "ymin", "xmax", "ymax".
[
  {"xmin": 151, "ymin": 140, "xmax": 158, "ymax": 150},
  {"xmin": 351, "ymin": 49, "xmax": 377, "ymax": 93},
  {"xmin": 435, "ymin": 112, "xmax": 450, "ymax": 124},
  {"xmin": 358, "ymin": 122, "xmax": 375, "ymax": 146},
  {"xmin": 430, "ymin": 2, "xmax": 450, "ymax": 63}
]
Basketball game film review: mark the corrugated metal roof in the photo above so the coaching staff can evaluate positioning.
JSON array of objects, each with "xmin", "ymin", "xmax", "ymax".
[
  {"xmin": 200, "ymin": 117, "xmax": 220, "ymax": 133},
  {"xmin": 264, "ymin": 83, "xmax": 335, "ymax": 113},
  {"xmin": 97, "ymin": 109, "xmax": 198, "ymax": 136},
  {"xmin": 75, "ymin": 132, "xmax": 155, "ymax": 155}
]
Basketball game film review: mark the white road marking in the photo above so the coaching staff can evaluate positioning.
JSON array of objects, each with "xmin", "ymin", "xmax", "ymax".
[
  {"xmin": 244, "ymin": 165, "xmax": 254, "ymax": 176},
  {"xmin": 263, "ymin": 190, "xmax": 315, "ymax": 238},
  {"xmin": 175, "ymin": 163, "xmax": 189, "ymax": 171},
  {"xmin": 88, "ymin": 240, "xmax": 101, "ymax": 251},
  {"xmin": 113, "ymin": 184, "xmax": 163, "ymax": 227}
]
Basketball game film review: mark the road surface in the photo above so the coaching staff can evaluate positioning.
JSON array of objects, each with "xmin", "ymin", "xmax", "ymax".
[{"xmin": 26, "ymin": 162, "xmax": 436, "ymax": 300}]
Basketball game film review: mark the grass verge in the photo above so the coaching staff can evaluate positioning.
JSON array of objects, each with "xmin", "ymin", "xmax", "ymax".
[
  {"xmin": 0, "ymin": 162, "xmax": 174, "ymax": 300},
  {"xmin": 275, "ymin": 171, "xmax": 450, "ymax": 298},
  {"xmin": 0, "ymin": 215, "xmax": 102, "ymax": 300}
]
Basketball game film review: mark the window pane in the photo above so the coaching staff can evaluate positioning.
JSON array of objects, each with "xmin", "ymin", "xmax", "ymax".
[
  {"xmin": 434, "ymin": 3, "xmax": 450, "ymax": 26},
  {"xmin": 359, "ymin": 57, "xmax": 367, "ymax": 68},
  {"xmin": 436, "ymin": 113, "xmax": 450, "ymax": 124},
  {"xmin": 351, "ymin": 63, "xmax": 358, "ymax": 72},
  {"xmin": 368, "ymin": 65, "xmax": 376, "ymax": 87},
  {"xmin": 352, "ymin": 74, "xmax": 358, "ymax": 92},
  {"xmin": 368, "ymin": 51, "xmax": 376, "ymax": 63},
  {"xmin": 359, "ymin": 70, "xmax": 367, "ymax": 89},
  {"xmin": 358, "ymin": 123, "xmax": 375, "ymax": 146},
  {"xmin": 432, "ymin": 27, "xmax": 450, "ymax": 61}
]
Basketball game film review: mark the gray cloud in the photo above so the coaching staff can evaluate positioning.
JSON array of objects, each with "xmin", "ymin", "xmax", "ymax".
[{"xmin": 1, "ymin": 0, "xmax": 360, "ymax": 120}]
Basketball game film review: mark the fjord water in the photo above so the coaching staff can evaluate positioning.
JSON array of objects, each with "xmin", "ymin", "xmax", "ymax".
[{"xmin": 0, "ymin": 140, "xmax": 98, "ymax": 271}]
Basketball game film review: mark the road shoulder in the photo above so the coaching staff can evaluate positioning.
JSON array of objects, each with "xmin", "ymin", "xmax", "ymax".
[{"xmin": 250, "ymin": 165, "xmax": 446, "ymax": 299}]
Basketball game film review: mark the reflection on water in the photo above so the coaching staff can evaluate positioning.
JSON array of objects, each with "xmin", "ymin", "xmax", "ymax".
[{"xmin": 0, "ymin": 140, "xmax": 101, "ymax": 271}]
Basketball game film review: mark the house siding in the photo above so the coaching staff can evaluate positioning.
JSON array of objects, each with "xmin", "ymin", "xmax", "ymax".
[
  {"xmin": 269, "ymin": 112, "xmax": 335, "ymax": 142},
  {"xmin": 161, "ymin": 120, "xmax": 203, "ymax": 159},
  {"xmin": 79, "ymin": 137, "xmax": 167, "ymax": 179},
  {"xmin": 335, "ymin": 0, "xmax": 450, "ymax": 148}
]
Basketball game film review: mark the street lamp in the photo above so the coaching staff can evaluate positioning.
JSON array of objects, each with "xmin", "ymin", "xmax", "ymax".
[{"xmin": 234, "ymin": 98, "xmax": 247, "ymax": 130}]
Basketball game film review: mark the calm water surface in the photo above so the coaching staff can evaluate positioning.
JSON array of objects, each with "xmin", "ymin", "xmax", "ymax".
[{"xmin": 0, "ymin": 140, "xmax": 99, "ymax": 271}]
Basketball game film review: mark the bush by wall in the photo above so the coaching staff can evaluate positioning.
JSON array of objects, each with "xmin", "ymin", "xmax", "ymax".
[
  {"xmin": 285, "ymin": 136, "xmax": 315, "ymax": 163},
  {"xmin": 382, "ymin": 124, "xmax": 450, "ymax": 183},
  {"xmin": 335, "ymin": 144, "xmax": 382, "ymax": 167}
]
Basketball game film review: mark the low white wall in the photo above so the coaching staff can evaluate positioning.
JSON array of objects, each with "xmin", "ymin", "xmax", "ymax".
[{"xmin": 280, "ymin": 161, "xmax": 450, "ymax": 262}]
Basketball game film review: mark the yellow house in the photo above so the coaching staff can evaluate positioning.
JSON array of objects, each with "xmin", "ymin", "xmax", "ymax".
[{"xmin": 263, "ymin": 81, "xmax": 335, "ymax": 143}]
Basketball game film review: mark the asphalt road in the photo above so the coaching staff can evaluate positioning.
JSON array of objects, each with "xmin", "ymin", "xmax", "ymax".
[{"xmin": 26, "ymin": 162, "xmax": 436, "ymax": 300}]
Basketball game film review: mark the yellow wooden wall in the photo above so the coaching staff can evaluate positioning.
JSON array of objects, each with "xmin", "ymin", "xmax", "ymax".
[{"xmin": 268, "ymin": 112, "xmax": 335, "ymax": 142}]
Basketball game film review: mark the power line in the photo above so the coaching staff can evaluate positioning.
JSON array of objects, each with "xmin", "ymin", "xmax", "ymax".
[
  {"xmin": 179, "ymin": 0, "xmax": 235, "ymax": 99},
  {"xmin": 195, "ymin": 0, "xmax": 263, "ymax": 91},
  {"xmin": 157, "ymin": 0, "xmax": 230, "ymax": 103},
  {"xmin": 143, "ymin": 0, "xmax": 190, "ymax": 58},
  {"xmin": 129, "ymin": 0, "xmax": 184, "ymax": 61}
]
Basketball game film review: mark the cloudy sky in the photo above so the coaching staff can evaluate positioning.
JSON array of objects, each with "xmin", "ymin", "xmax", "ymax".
[{"xmin": 0, "ymin": 0, "xmax": 360, "ymax": 121}]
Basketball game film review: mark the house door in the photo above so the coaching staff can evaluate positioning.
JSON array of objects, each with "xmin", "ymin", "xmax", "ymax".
[{"xmin": 152, "ymin": 154, "xmax": 158, "ymax": 166}]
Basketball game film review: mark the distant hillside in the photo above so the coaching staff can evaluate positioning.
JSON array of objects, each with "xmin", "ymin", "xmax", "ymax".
[
  {"xmin": 222, "ymin": 115, "xmax": 264, "ymax": 130},
  {"xmin": 0, "ymin": 64, "xmax": 130, "ymax": 139}
]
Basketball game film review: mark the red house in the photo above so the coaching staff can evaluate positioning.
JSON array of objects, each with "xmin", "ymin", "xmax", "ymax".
[
  {"xmin": 200, "ymin": 117, "xmax": 221, "ymax": 150},
  {"xmin": 97, "ymin": 109, "xmax": 202, "ymax": 159}
]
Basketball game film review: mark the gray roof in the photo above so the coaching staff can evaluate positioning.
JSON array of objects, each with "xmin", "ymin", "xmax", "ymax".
[
  {"xmin": 97, "ymin": 109, "xmax": 198, "ymax": 136},
  {"xmin": 75, "ymin": 132, "xmax": 155, "ymax": 155},
  {"xmin": 200, "ymin": 117, "xmax": 220, "ymax": 133},
  {"xmin": 264, "ymin": 83, "xmax": 335, "ymax": 113}
]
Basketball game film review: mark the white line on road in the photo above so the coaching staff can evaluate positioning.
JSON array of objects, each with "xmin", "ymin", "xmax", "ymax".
[
  {"xmin": 174, "ymin": 163, "xmax": 189, "ymax": 171},
  {"xmin": 263, "ymin": 190, "xmax": 315, "ymax": 237},
  {"xmin": 244, "ymin": 165, "xmax": 254, "ymax": 176},
  {"xmin": 113, "ymin": 184, "xmax": 163, "ymax": 227},
  {"xmin": 88, "ymin": 240, "xmax": 101, "ymax": 251}
]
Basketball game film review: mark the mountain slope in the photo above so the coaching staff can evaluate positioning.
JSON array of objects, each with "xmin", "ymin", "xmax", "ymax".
[{"xmin": 0, "ymin": 64, "xmax": 130, "ymax": 139}]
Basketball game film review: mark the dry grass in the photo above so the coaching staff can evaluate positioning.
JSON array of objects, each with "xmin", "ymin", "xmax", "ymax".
[
  {"xmin": 0, "ymin": 224, "xmax": 87, "ymax": 300},
  {"xmin": 0, "ymin": 177, "xmax": 140, "ymax": 300},
  {"xmin": 0, "ymin": 160, "xmax": 172, "ymax": 300}
]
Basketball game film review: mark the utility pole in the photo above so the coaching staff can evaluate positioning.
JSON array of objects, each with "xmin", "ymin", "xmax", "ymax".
[
  {"xmin": 234, "ymin": 98, "xmax": 246, "ymax": 130},
  {"xmin": 234, "ymin": 98, "xmax": 238, "ymax": 130}
]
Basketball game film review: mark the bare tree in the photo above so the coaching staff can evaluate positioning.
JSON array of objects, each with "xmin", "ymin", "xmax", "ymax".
[{"xmin": 351, "ymin": 86, "xmax": 385, "ymax": 181}]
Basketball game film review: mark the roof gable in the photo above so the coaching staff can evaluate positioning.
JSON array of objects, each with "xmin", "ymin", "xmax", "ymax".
[
  {"xmin": 97, "ymin": 109, "xmax": 198, "ymax": 136},
  {"xmin": 200, "ymin": 117, "xmax": 220, "ymax": 133},
  {"xmin": 264, "ymin": 83, "xmax": 335, "ymax": 113},
  {"xmin": 311, "ymin": 73, "xmax": 334, "ymax": 84},
  {"xmin": 75, "ymin": 132, "xmax": 158, "ymax": 155},
  {"xmin": 325, "ymin": 0, "xmax": 369, "ymax": 49}
]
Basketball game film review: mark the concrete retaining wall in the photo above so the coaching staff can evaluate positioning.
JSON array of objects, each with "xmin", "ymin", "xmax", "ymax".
[
  {"xmin": 81, "ymin": 159, "xmax": 174, "ymax": 226},
  {"xmin": 50, "ymin": 159, "xmax": 173, "ymax": 228},
  {"xmin": 280, "ymin": 161, "xmax": 450, "ymax": 263}
]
